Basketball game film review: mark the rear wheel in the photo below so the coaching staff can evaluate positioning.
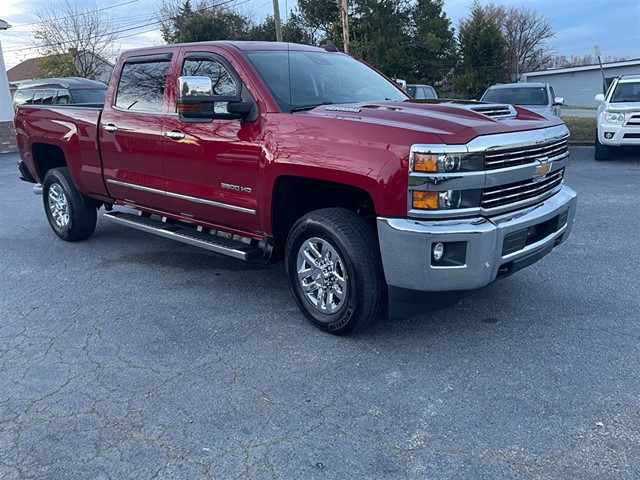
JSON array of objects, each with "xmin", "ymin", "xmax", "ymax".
[
  {"xmin": 42, "ymin": 167, "xmax": 97, "ymax": 241},
  {"xmin": 594, "ymin": 134, "xmax": 610, "ymax": 161},
  {"xmin": 285, "ymin": 208, "xmax": 386, "ymax": 335}
]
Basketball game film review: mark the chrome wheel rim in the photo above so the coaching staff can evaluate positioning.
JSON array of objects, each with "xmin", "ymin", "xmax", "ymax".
[
  {"xmin": 296, "ymin": 237, "xmax": 348, "ymax": 315},
  {"xmin": 48, "ymin": 184, "xmax": 70, "ymax": 229}
]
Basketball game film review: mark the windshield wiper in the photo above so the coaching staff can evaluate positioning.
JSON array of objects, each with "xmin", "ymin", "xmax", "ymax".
[{"xmin": 290, "ymin": 102, "xmax": 334, "ymax": 112}]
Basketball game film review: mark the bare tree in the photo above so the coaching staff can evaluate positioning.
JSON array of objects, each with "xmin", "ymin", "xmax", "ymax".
[
  {"xmin": 33, "ymin": 1, "xmax": 118, "ymax": 80},
  {"xmin": 483, "ymin": 4, "xmax": 554, "ymax": 80}
]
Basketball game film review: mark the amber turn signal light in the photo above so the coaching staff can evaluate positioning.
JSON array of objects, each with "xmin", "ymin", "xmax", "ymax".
[
  {"xmin": 413, "ymin": 153, "xmax": 439, "ymax": 172},
  {"xmin": 412, "ymin": 191, "xmax": 438, "ymax": 209}
]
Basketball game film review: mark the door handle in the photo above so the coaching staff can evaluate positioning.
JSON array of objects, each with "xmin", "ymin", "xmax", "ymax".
[
  {"xmin": 164, "ymin": 130, "xmax": 185, "ymax": 140},
  {"xmin": 103, "ymin": 124, "xmax": 118, "ymax": 133}
]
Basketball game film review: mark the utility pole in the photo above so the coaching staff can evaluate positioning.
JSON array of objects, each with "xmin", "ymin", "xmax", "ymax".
[
  {"xmin": 340, "ymin": 0, "xmax": 349, "ymax": 53},
  {"xmin": 272, "ymin": 0, "xmax": 283, "ymax": 42}
]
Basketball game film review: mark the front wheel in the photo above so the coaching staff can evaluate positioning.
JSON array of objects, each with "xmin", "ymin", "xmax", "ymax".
[
  {"xmin": 42, "ymin": 167, "xmax": 97, "ymax": 241},
  {"xmin": 285, "ymin": 208, "xmax": 386, "ymax": 335}
]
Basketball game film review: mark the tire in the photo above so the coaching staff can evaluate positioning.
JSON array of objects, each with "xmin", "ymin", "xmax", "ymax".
[
  {"xmin": 594, "ymin": 134, "xmax": 610, "ymax": 161},
  {"xmin": 42, "ymin": 167, "xmax": 97, "ymax": 241},
  {"xmin": 285, "ymin": 208, "xmax": 386, "ymax": 335}
]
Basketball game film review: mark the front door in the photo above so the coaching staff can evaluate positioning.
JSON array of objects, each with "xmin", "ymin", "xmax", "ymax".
[{"xmin": 162, "ymin": 50, "xmax": 262, "ymax": 234}]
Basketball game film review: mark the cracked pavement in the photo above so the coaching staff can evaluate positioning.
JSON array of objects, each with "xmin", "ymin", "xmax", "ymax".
[{"xmin": 1, "ymin": 147, "xmax": 639, "ymax": 479}]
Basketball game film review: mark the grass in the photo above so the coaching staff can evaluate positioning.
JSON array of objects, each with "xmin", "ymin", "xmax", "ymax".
[{"xmin": 563, "ymin": 116, "xmax": 595, "ymax": 143}]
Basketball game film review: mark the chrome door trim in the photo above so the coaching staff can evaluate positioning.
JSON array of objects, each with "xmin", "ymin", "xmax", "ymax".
[{"xmin": 106, "ymin": 179, "xmax": 256, "ymax": 215}]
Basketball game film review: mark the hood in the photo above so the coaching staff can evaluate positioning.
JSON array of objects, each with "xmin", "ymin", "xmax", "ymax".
[
  {"xmin": 306, "ymin": 100, "xmax": 563, "ymax": 145},
  {"xmin": 606, "ymin": 101, "xmax": 640, "ymax": 113}
]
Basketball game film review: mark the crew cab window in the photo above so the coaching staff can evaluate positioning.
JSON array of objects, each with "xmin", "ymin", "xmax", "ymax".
[
  {"xmin": 115, "ymin": 58, "xmax": 171, "ymax": 112},
  {"xmin": 181, "ymin": 58, "xmax": 237, "ymax": 96}
]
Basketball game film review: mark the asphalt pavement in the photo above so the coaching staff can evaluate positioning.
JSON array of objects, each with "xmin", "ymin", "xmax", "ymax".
[{"xmin": 1, "ymin": 147, "xmax": 639, "ymax": 479}]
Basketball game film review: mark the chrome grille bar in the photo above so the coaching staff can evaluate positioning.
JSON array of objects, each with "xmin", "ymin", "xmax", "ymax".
[
  {"xmin": 485, "ymin": 136, "xmax": 569, "ymax": 170},
  {"xmin": 482, "ymin": 169, "xmax": 564, "ymax": 208}
]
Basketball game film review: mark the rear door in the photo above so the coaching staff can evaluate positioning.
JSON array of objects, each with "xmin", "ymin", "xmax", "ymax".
[{"xmin": 100, "ymin": 53, "xmax": 173, "ymax": 212}]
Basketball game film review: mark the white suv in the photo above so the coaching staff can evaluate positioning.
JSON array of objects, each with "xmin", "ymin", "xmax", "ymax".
[{"xmin": 595, "ymin": 75, "xmax": 640, "ymax": 160}]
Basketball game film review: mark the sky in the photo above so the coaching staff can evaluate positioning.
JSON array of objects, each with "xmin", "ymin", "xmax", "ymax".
[{"xmin": 1, "ymin": 0, "xmax": 639, "ymax": 70}]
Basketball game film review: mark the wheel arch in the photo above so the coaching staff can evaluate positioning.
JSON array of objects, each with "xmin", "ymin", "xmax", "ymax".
[{"xmin": 271, "ymin": 175, "xmax": 378, "ymax": 251}]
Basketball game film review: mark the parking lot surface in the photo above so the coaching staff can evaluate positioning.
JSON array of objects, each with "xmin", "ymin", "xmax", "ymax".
[{"xmin": 1, "ymin": 147, "xmax": 639, "ymax": 479}]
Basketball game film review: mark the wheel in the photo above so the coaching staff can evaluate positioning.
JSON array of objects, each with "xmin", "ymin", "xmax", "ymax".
[
  {"xmin": 285, "ymin": 208, "xmax": 386, "ymax": 335},
  {"xmin": 594, "ymin": 134, "xmax": 610, "ymax": 161},
  {"xmin": 42, "ymin": 167, "xmax": 97, "ymax": 241}
]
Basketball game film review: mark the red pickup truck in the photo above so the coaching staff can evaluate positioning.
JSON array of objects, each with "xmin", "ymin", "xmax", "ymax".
[{"xmin": 15, "ymin": 41, "xmax": 577, "ymax": 334}]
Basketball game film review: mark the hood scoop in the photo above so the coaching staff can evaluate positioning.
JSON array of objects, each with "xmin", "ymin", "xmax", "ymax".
[{"xmin": 469, "ymin": 104, "xmax": 517, "ymax": 119}]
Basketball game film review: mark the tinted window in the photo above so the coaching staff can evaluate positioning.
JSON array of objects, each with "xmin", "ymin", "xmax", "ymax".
[
  {"xmin": 13, "ymin": 90, "xmax": 34, "ymax": 106},
  {"xmin": 32, "ymin": 90, "xmax": 44, "ymax": 105},
  {"xmin": 56, "ymin": 89, "xmax": 71, "ymax": 104},
  {"xmin": 424, "ymin": 87, "xmax": 437, "ymax": 99},
  {"xmin": 406, "ymin": 85, "xmax": 417, "ymax": 98},
  {"xmin": 482, "ymin": 87, "xmax": 548, "ymax": 106},
  {"xmin": 182, "ymin": 58, "xmax": 237, "ymax": 96},
  {"xmin": 611, "ymin": 82, "xmax": 640, "ymax": 102},
  {"xmin": 115, "ymin": 59, "xmax": 171, "ymax": 112},
  {"xmin": 246, "ymin": 51, "xmax": 407, "ymax": 112},
  {"xmin": 70, "ymin": 89, "xmax": 107, "ymax": 104},
  {"xmin": 415, "ymin": 87, "xmax": 427, "ymax": 99},
  {"xmin": 41, "ymin": 89, "xmax": 55, "ymax": 105}
]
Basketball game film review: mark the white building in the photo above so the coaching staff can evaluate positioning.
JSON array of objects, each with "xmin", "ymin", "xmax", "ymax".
[{"xmin": 521, "ymin": 59, "xmax": 640, "ymax": 107}]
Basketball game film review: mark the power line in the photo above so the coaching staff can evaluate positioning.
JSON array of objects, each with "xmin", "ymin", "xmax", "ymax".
[
  {"xmin": 10, "ymin": 0, "xmax": 140, "ymax": 29},
  {"xmin": 3, "ymin": 0, "xmax": 254, "ymax": 55}
]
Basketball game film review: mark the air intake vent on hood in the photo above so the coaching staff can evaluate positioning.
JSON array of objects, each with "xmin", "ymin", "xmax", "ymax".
[{"xmin": 470, "ymin": 104, "xmax": 517, "ymax": 118}]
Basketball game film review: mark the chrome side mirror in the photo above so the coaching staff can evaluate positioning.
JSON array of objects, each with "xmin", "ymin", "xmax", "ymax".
[
  {"xmin": 553, "ymin": 97, "xmax": 565, "ymax": 106},
  {"xmin": 178, "ymin": 76, "xmax": 213, "ymax": 98},
  {"xmin": 594, "ymin": 93, "xmax": 606, "ymax": 103}
]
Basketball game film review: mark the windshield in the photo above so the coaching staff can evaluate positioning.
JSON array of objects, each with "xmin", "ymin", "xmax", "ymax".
[
  {"xmin": 482, "ymin": 87, "xmax": 548, "ymax": 106},
  {"xmin": 70, "ymin": 88, "xmax": 107, "ymax": 104},
  {"xmin": 610, "ymin": 82, "xmax": 640, "ymax": 102},
  {"xmin": 245, "ymin": 50, "xmax": 407, "ymax": 112}
]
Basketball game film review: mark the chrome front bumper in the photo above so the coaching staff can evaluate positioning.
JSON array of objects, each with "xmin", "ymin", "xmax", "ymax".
[{"xmin": 377, "ymin": 186, "xmax": 577, "ymax": 293}]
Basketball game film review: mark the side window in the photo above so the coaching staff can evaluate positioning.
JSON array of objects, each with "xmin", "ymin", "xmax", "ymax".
[
  {"xmin": 32, "ymin": 90, "xmax": 44, "ymax": 105},
  {"xmin": 115, "ymin": 58, "xmax": 171, "ymax": 112},
  {"xmin": 42, "ymin": 89, "xmax": 55, "ymax": 105},
  {"xmin": 549, "ymin": 86, "xmax": 556, "ymax": 102},
  {"xmin": 181, "ymin": 57, "xmax": 238, "ymax": 114},
  {"xmin": 425, "ymin": 87, "xmax": 437, "ymax": 99},
  {"xmin": 415, "ymin": 87, "xmax": 426, "ymax": 100},
  {"xmin": 13, "ymin": 90, "xmax": 34, "ymax": 106},
  {"xmin": 56, "ymin": 89, "xmax": 71, "ymax": 104},
  {"xmin": 182, "ymin": 57, "xmax": 238, "ymax": 96}
]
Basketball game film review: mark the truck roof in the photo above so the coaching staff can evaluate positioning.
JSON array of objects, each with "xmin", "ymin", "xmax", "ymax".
[
  {"xmin": 122, "ymin": 41, "xmax": 329, "ymax": 56},
  {"xmin": 16, "ymin": 77, "xmax": 108, "ymax": 90}
]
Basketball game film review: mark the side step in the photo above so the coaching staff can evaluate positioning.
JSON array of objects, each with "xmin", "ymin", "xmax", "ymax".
[{"xmin": 103, "ymin": 211, "xmax": 263, "ymax": 261}]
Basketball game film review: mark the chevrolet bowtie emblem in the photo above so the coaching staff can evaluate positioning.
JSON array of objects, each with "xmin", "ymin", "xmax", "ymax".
[{"xmin": 533, "ymin": 158, "xmax": 552, "ymax": 182}]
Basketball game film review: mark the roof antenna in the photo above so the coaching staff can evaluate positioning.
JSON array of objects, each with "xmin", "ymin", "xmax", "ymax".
[{"xmin": 322, "ymin": 40, "xmax": 338, "ymax": 52}]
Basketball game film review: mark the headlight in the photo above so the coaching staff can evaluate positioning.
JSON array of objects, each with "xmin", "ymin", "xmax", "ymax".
[
  {"xmin": 604, "ymin": 111, "xmax": 625, "ymax": 124},
  {"xmin": 411, "ymin": 150, "xmax": 483, "ymax": 173},
  {"xmin": 412, "ymin": 189, "xmax": 481, "ymax": 210}
]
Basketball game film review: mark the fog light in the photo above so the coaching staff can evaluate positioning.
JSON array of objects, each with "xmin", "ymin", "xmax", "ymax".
[
  {"xmin": 433, "ymin": 242, "xmax": 445, "ymax": 261},
  {"xmin": 604, "ymin": 132, "xmax": 614, "ymax": 139}
]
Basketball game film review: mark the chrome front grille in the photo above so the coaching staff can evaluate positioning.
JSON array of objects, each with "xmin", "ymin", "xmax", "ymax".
[
  {"xmin": 625, "ymin": 114, "xmax": 640, "ymax": 126},
  {"xmin": 482, "ymin": 168, "xmax": 564, "ymax": 209},
  {"xmin": 484, "ymin": 136, "xmax": 569, "ymax": 170}
]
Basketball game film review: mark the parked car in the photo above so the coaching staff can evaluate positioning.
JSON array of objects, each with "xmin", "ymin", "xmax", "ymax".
[
  {"xmin": 406, "ymin": 84, "xmax": 438, "ymax": 99},
  {"xmin": 480, "ymin": 82, "xmax": 564, "ymax": 117},
  {"xmin": 12, "ymin": 77, "xmax": 108, "ymax": 107},
  {"xmin": 15, "ymin": 41, "xmax": 576, "ymax": 334},
  {"xmin": 594, "ymin": 74, "xmax": 640, "ymax": 160}
]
